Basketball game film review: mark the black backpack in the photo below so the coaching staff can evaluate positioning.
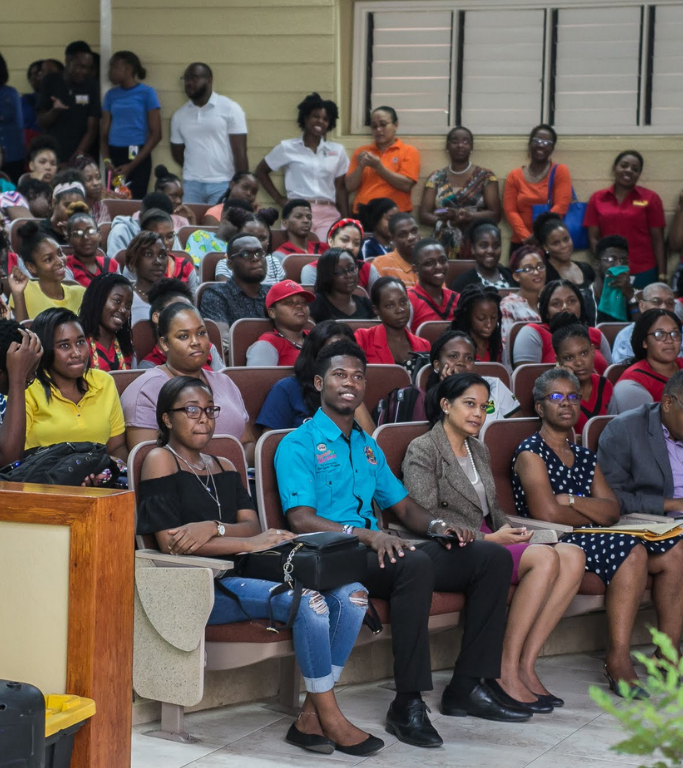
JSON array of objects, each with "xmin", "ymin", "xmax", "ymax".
[
  {"xmin": 0, "ymin": 442, "xmax": 116, "ymax": 486},
  {"xmin": 372, "ymin": 386, "xmax": 427, "ymax": 426}
]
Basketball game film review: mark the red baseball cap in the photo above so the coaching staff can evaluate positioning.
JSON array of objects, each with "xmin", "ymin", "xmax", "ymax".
[{"xmin": 265, "ymin": 280, "xmax": 315, "ymax": 309}]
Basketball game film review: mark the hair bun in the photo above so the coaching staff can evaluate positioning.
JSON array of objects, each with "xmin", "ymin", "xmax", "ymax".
[
  {"xmin": 154, "ymin": 164, "xmax": 170, "ymax": 179},
  {"xmin": 256, "ymin": 207, "xmax": 279, "ymax": 227},
  {"xmin": 226, "ymin": 206, "xmax": 250, "ymax": 228},
  {"xmin": 17, "ymin": 219, "xmax": 41, "ymax": 241}
]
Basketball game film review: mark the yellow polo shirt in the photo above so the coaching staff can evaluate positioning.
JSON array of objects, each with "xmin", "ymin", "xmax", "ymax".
[
  {"xmin": 10, "ymin": 280, "xmax": 85, "ymax": 319},
  {"xmin": 25, "ymin": 369, "xmax": 125, "ymax": 450}
]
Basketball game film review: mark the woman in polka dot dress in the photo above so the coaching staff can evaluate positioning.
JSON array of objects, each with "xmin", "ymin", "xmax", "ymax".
[{"xmin": 512, "ymin": 367, "xmax": 683, "ymax": 695}]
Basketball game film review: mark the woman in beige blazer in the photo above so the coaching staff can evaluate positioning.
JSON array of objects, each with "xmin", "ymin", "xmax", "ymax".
[{"xmin": 403, "ymin": 372, "xmax": 585, "ymax": 715}]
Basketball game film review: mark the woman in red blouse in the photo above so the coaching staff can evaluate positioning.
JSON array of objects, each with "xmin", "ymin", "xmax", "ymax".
[
  {"xmin": 65, "ymin": 202, "xmax": 118, "ymax": 287},
  {"xmin": 552, "ymin": 319, "xmax": 613, "ymax": 433},
  {"xmin": 584, "ymin": 150, "xmax": 666, "ymax": 288},
  {"xmin": 354, "ymin": 277, "xmax": 429, "ymax": 374},
  {"xmin": 79, "ymin": 272, "xmax": 134, "ymax": 372},
  {"xmin": 449, "ymin": 283, "xmax": 504, "ymax": 365},
  {"xmin": 408, "ymin": 239, "xmax": 459, "ymax": 332}
]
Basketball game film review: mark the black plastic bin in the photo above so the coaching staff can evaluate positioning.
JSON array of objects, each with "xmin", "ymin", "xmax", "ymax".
[{"xmin": 0, "ymin": 679, "xmax": 45, "ymax": 767}]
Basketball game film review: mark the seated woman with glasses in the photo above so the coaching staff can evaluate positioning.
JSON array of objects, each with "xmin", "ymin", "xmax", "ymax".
[
  {"xmin": 65, "ymin": 202, "xmax": 119, "ymax": 287},
  {"xmin": 500, "ymin": 245, "xmax": 545, "ymax": 364},
  {"xmin": 610, "ymin": 309, "xmax": 683, "ymax": 414},
  {"xmin": 137, "ymin": 375, "xmax": 381, "ymax": 757},
  {"xmin": 309, "ymin": 248, "xmax": 375, "ymax": 322},
  {"xmin": 551, "ymin": 318, "xmax": 613, "ymax": 433},
  {"xmin": 9, "ymin": 221, "xmax": 85, "ymax": 321},
  {"xmin": 513, "ymin": 367, "xmax": 683, "ymax": 696},
  {"xmin": 593, "ymin": 236, "xmax": 636, "ymax": 323},
  {"xmin": 408, "ymin": 239, "xmax": 459, "ymax": 331},
  {"xmin": 139, "ymin": 208, "xmax": 197, "ymax": 293}
]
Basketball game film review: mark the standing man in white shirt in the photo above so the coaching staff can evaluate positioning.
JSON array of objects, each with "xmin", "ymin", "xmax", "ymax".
[
  {"xmin": 170, "ymin": 62, "xmax": 248, "ymax": 204},
  {"xmin": 255, "ymin": 92, "xmax": 349, "ymax": 240}
]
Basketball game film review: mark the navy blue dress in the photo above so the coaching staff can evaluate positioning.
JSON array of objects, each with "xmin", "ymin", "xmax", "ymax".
[{"xmin": 512, "ymin": 432, "xmax": 680, "ymax": 585}]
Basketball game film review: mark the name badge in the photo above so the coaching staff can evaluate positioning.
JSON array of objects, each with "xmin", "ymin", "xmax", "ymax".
[
  {"xmin": 633, "ymin": 200, "xmax": 649, "ymax": 207},
  {"xmin": 75, "ymin": 94, "xmax": 89, "ymax": 105}
]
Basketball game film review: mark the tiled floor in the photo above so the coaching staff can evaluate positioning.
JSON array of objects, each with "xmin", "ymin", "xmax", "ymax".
[{"xmin": 131, "ymin": 649, "xmax": 649, "ymax": 768}]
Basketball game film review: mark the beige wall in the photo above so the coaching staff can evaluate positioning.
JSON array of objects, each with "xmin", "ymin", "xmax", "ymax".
[
  {"xmin": 0, "ymin": 522, "xmax": 71, "ymax": 695},
  {"xmin": 3, "ymin": 0, "xmax": 683, "ymax": 264}
]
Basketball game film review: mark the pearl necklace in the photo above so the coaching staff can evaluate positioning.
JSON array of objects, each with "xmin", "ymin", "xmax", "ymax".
[
  {"xmin": 165, "ymin": 445, "xmax": 223, "ymax": 519},
  {"xmin": 464, "ymin": 439, "xmax": 480, "ymax": 485},
  {"xmin": 450, "ymin": 162, "xmax": 472, "ymax": 175}
]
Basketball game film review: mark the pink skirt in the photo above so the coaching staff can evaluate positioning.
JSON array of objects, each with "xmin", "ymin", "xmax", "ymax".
[{"xmin": 481, "ymin": 521, "xmax": 530, "ymax": 586}]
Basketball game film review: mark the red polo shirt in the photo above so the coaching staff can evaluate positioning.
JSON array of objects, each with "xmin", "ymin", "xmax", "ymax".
[
  {"xmin": 66, "ymin": 254, "xmax": 119, "ymax": 287},
  {"xmin": 354, "ymin": 323, "xmax": 430, "ymax": 364},
  {"xmin": 408, "ymin": 284, "xmax": 459, "ymax": 331},
  {"xmin": 583, "ymin": 185, "xmax": 665, "ymax": 275}
]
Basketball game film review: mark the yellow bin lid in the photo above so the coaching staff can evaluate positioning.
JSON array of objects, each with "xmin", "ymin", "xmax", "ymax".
[{"xmin": 44, "ymin": 694, "xmax": 96, "ymax": 738}]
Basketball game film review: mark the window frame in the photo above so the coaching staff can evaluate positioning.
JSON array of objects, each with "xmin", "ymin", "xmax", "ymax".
[{"xmin": 351, "ymin": 0, "xmax": 682, "ymax": 135}]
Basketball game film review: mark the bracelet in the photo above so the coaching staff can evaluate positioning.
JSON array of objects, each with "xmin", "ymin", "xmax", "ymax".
[
  {"xmin": 427, "ymin": 518, "xmax": 445, "ymax": 535},
  {"xmin": 342, "ymin": 524, "xmax": 355, "ymax": 536}
]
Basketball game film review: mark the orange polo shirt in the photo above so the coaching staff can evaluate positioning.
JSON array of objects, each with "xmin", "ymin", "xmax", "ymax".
[
  {"xmin": 371, "ymin": 250, "xmax": 418, "ymax": 288},
  {"xmin": 349, "ymin": 138, "xmax": 420, "ymax": 213}
]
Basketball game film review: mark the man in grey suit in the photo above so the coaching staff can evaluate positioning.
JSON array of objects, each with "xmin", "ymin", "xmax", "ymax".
[{"xmin": 598, "ymin": 371, "xmax": 683, "ymax": 516}]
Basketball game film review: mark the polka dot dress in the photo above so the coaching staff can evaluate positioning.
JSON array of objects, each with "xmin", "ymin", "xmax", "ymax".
[{"xmin": 511, "ymin": 432, "xmax": 681, "ymax": 586}]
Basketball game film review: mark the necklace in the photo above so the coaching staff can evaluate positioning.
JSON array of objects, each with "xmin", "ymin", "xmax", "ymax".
[
  {"xmin": 450, "ymin": 161, "xmax": 472, "ymax": 175},
  {"xmin": 524, "ymin": 161, "xmax": 551, "ymax": 184},
  {"xmin": 464, "ymin": 439, "xmax": 480, "ymax": 485},
  {"xmin": 165, "ymin": 445, "xmax": 223, "ymax": 519},
  {"xmin": 133, "ymin": 283, "xmax": 148, "ymax": 300}
]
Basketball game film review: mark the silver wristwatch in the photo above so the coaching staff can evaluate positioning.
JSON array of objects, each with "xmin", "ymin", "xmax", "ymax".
[{"xmin": 427, "ymin": 518, "xmax": 446, "ymax": 535}]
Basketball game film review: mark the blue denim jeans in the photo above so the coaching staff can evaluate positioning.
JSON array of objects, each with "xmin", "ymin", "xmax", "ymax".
[
  {"xmin": 183, "ymin": 180, "xmax": 228, "ymax": 204},
  {"xmin": 209, "ymin": 578, "xmax": 368, "ymax": 692}
]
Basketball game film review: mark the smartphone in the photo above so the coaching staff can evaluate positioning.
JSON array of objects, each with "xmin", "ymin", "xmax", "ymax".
[
  {"xmin": 435, "ymin": 208, "xmax": 449, "ymax": 215},
  {"xmin": 428, "ymin": 532, "xmax": 460, "ymax": 542}
]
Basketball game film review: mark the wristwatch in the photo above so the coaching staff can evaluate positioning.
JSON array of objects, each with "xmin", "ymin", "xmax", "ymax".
[
  {"xmin": 568, "ymin": 493, "xmax": 575, "ymax": 507},
  {"xmin": 215, "ymin": 522, "xmax": 226, "ymax": 537},
  {"xmin": 427, "ymin": 518, "xmax": 446, "ymax": 535}
]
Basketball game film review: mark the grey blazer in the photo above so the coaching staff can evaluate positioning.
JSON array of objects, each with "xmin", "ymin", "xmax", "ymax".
[
  {"xmin": 598, "ymin": 403, "xmax": 672, "ymax": 516},
  {"xmin": 402, "ymin": 421, "xmax": 511, "ymax": 539}
]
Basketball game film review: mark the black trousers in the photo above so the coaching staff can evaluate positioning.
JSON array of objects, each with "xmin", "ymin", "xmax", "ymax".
[
  {"xmin": 108, "ymin": 145, "xmax": 152, "ymax": 200},
  {"xmin": 363, "ymin": 539, "xmax": 512, "ymax": 693}
]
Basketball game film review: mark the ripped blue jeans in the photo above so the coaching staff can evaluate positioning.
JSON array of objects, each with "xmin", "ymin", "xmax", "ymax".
[{"xmin": 209, "ymin": 578, "xmax": 368, "ymax": 692}]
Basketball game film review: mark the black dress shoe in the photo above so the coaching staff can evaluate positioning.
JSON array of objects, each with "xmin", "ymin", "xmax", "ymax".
[
  {"xmin": 334, "ymin": 734, "xmax": 385, "ymax": 756},
  {"xmin": 441, "ymin": 683, "xmax": 532, "ymax": 722},
  {"xmin": 486, "ymin": 679, "xmax": 553, "ymax": 714},
  {"xmin": 535, "ymin": 692, "xmax": 564, "ymax": 708},
  {"xmin": 385, "ymin": 700, "xmax": 443, "ymax": 748},
  {"xmin": 285, "ymin": 723, "xmax": 335, "ymax": 754}
]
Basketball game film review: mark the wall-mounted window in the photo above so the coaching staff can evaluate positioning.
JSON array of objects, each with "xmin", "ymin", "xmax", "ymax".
[{"xmin": 350, "ymin": 0, "xmax": 683, "ymax": 134}]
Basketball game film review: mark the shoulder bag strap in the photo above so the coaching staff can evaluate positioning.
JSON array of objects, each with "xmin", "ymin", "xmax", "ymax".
[{"xmin": 546, "ymin": 164, "xmax": 558, "ymax": 206}]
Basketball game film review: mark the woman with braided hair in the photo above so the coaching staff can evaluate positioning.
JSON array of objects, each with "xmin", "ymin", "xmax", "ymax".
[{"xmin": 450, "ymin": 283, "xmax": 504, "ymax": 364}]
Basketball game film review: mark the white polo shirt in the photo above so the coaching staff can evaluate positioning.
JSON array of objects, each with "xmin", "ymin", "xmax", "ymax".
[
  {"xmin": 170, "ymin": 91, "xmax": 247, "ymax": 183},
  {"xmin": 264, "ymin": 136, "xmax": 349, "ymax": 202}
]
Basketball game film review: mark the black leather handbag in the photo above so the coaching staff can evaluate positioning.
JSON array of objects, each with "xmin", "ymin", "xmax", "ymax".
[{"xmin": 216, "ymin": 532, "xmax": 370, "ymax": 632}]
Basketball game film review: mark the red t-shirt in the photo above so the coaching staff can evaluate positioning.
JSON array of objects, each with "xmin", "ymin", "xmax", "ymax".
[
  {"xmin": 618, "ymin": 358, "xmax": 683, "ymax": 402},
  {"xmin": 354, "ymin": 323, "xmax": 430, "ymax": 364},
  {"xmin": 530, "ymin": 323, "xmax": 608, "ymax": 375},
  {"xmin": 168, "ymin": 254, "xmax": 195, "ymax": 283},
  {"xmin": 583, "ymin": 185, "xmax": 666, "ymax": 274},
  {"xmin": 66, "ymin": 254, "xmax": 119, "ymax": 288},
  {"xmin": 576, "ymin": 373, "xmax": 613, "ymax": 433},
  {"xmin": 408, "ymin": 284, "xmax": 459, "ymax": 331},
  {"xmin": 255, "ymin": 330, "xmax": 309, "ymax": 366}
]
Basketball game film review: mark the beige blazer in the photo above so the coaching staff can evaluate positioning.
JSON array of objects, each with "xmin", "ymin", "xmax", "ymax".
[{"xmin": 402, "ymin": 421, "xmax": 511, "ymax": 539}]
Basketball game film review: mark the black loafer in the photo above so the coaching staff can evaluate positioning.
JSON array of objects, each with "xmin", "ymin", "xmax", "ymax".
[
  {"xmin": 441, "ymin": 683, "xmax": 532, "ymax": 722},
  {"xmin": 285, "ymin": 722, "xmax": 335, "ymax": 754},
  {"xmin": 486, "ymin": 679, "xmax": 553, "ymax": 714},
  {"xmin": 385, "ymin": 700, "xmax": 443, "ymax": 748},
  {"xmin": 334, "ymin": 734, "xmax": 385, "ymax": 756},
  {"xmin": 535, "ymin": 692, "xmax": 564, "ymax": 708}
]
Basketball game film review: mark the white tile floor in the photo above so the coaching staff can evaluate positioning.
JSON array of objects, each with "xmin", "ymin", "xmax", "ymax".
[{"xmin": 131, "ymin": 650, "xmax": 650, "ymax": 768}]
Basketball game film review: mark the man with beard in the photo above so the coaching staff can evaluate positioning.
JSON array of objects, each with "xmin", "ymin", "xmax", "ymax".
[
  {"xmin": 199, "ymin": 234, "xmax": 270, "ymax": 337},
  {"xmin": 170, "ymin": 62, "xmax": 248, "ymax": 204}
]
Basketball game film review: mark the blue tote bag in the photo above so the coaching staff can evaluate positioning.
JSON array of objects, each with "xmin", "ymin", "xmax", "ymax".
[{"xmin": 532, "ymin": 165, "xmax": 588, "ymax": 250}]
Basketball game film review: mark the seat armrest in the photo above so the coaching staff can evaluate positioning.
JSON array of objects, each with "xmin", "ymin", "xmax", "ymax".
[
  {"xmin": 508, "ymin": 515, "xmax": 573, "ymax": 533},
  {"xmin": 135, "ymin": 549, "xmax": 233, "ymax": 577}
]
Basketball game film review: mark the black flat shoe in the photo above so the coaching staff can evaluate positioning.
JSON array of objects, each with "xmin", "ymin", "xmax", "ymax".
[
  {"xmin": 385, "ymin": 700, "xmax": 443, "ymax": 748},
  {"xmin": 334, "ymin": 734, "xmax": 385, "ymax": 756},
  {"xmin": 486, "ymin": 679, "xmax": 554, "ymax": 714},
  {"xmin": 534, "ymin": 692, "xmax": 564, "ymax": 708},
  {"xmin": 442, "ymin": 683, "xmax": 532, "ymax": 722},
  {"xmin": 285, "ymin": 722, "xmax": 335, "ymax": 754},
  {"xmin": 603, "ymin": 665, "xmax": 649, "ymax": 700}
]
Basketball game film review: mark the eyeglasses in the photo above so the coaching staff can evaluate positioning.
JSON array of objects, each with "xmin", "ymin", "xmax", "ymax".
[
  {"xmin": 600, "ymin": 255, "xmax": 629, "ymax": 266},
  {"xmin": 333, "ymin": 266, "xmax": 358, "ymax": 277},
  {"xmin": 233, "ymin": 249, "xmax": 266, "ymax": 261},
  {"xmin": 543, "ymin": 393, "xmax": 581, "ymax": 404},
  {"xmin": 515, "ymin": 263, "xmax": 546, "ymax": 274},
  {"xmin": 168, "ymin": 405, "xmax": 221, "ymax": 419},
  {"xmin": 72, "ymin": 227, "xmax": 98, "ymax": 237},
  {"xmin": 648, "ymin": 330, "xmax": 682, "ymax": 342},
  {"xmin": 644, "ymin": 297, "xmax": 676, "ymax": 310},
  {"xmin": 531, "ymin": 138, "xmax": 554, "ymax": 147}
]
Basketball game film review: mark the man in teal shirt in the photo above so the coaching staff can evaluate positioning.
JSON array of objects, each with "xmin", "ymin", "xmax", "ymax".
[{"xmin": 275, "ymin": 340, "xmax": 527, "ymax": 750}]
